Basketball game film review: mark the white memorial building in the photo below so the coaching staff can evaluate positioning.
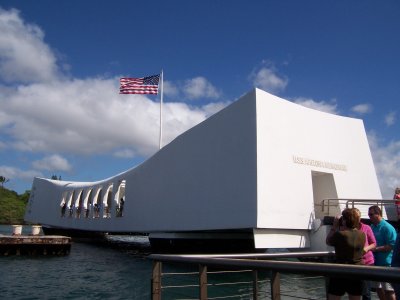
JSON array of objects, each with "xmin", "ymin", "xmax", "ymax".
[{"xmin": 25, "ymin": 88, "xmax": 383, "ymax": 251}]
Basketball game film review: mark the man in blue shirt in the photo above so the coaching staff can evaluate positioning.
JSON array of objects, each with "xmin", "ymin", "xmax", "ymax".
[
  {"xmin": 391, "ymin": 234, "xmax": 400, "ymax": 299},
  {"xmin": 369, "ymin": 205, "xmax": 397, "ymax": 300}
]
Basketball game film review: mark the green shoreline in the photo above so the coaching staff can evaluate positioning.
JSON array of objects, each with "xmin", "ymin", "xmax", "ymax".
[{"xmin": 0, "ymin": 187, "xmax": 29, "ymax": 225}]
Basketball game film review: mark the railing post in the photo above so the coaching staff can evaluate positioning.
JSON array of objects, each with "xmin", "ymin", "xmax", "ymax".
[
  {"xmin": 199, "ymin": 264, "xmax": 207, "ymax": 300},
  {"xmin": 152, "ymin": 261, "xmax": 162, "ymax": 300},
  {"xmin": 271, "ymin": 271, "xmax": 281, "ymax": 300},
  {"xmin": 327, "ymin": 199, "xmax": 330, "ymax": 215},
  {"xmin": 325, "ymin": 275, "xmax": 330, "ymax": 299},
  {"xmin": 252, "ymin": 269, "xmax": 259, "ymax": 300}
]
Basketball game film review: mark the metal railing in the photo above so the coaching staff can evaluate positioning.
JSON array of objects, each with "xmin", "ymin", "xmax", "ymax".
[
  {"xmin": 321, "ymin": 198, "xmax": 397, "ymax": 216},
  {"xmin": 150, "ymin": 251, "xmax": 400, "ymax": 300}
]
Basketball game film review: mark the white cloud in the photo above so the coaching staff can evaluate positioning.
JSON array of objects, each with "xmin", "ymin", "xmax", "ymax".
[
  {"xmin": 0, "ymin": 9, "xmax": 229, "ymax": 168},
  {"xmin": 385, "ymin": 111, "xmax": 396, "ymax": 126},
  {"xmin": 368, "ymin": 132, "xmax": 400, "ymax": 198},
  {"xmin": 163, "ymin": 81, "xmax": 179, "ymax": 98},
  {"xmin": 0, "ymin": 165, "xmax": 43, "ymax": 181},
  {"xmin": 0, "ymin": 7, "xmax": 228, "ymax": 170},
  {"xmin": 164, "ymin": 77, "xmax": 222, "ymax": 101},
  {"xmin": 113, "ymin": 148, "xmax": 135, "ymax": 158},
  {"xmin": 249, "ymin": 65, "xmax": 288, "ymax": 94},
  {"xmin": 182, "ymin": 77, "xmax": 221, "ymax": 100},
  {"xmin": 1, "ymin": 77, "xmax": 224, "ymax": 158},
  {"xmin": 351, "ymin": 103, "xmax": 372, "ymax": 115},
  {"xmin": 0, "ymin": 108, "xmax": 14, "ymax": 128},
  {"xmin": 292, "ymin": 97, "xmax": 339, "ymax": 114},
  {"xmin": 0, "ymin": 8, "xmax": 59, "ymax": 83},
  {"xmin": 32, "ymin": 154, "xmax": 72, "ymax": 171},
  {"xmin": 0, "ymin": 165, "xmax": 42, "ymax": 192}
]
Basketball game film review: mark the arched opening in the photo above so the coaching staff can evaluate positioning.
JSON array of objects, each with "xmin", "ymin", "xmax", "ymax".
[
  {"xmin": 84, "ymin": 189, "xmax": 93, "ymax": 218},
  {"xmin": 115, "ymin": 180, "xmax": 126, "ymax": 217},
  {"xmin": 102, "ymin": 184, "xmax": 113, "ymax": 218},
  {"xmin": 76, "ymin": 190, "xmax": 84, "ymax": 219},
  {"xmin": 67, "ymin": 191, "xmax": 75, "ymax": 218},
  {"xmin": 312, "ymin": 171, "xmax": 338, "ymax": 219},
  {"xmin": 60, "ymin": 192, "xmax": 67, "ymax": 217},
  {"xmin": 93, "ymin": 188, "xmax": 102, "ymax": 218}
]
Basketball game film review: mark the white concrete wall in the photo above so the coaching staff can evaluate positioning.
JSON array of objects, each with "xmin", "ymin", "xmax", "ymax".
[
  {"xmin": 256, "ymin": 89, "xmax": 381, "ymax": 230},
  {"xmin": 125, "ymin": 91, "xmax": 258, "ymax": 231}
]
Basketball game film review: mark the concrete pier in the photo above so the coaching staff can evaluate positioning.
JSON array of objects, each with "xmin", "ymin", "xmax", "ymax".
[{"xmin": 0, "ymin": 235, "xmax": 71, "ymax": 256}]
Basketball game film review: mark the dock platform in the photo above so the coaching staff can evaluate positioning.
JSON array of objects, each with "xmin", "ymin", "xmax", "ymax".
[{"xmin": 0, "ymin": 235, "xmax": 71, "ymax": 256}]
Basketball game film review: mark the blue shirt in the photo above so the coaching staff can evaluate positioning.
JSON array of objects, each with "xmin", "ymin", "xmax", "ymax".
[
  {"xmin": 371, "ymin": 219, "xmax": 397, "ymax": 266},
  {"xmin": 392, "ymin": 234, "xmax": 400, "ymax": 267}
]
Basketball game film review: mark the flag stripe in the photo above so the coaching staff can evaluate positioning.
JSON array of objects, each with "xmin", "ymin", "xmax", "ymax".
[{"xmin": 120, "ymin": 74, "xmax": 160, "ymax": 95}]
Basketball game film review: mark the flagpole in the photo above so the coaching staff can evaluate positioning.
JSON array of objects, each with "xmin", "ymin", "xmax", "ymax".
[{"xmin": 159, "ymin": 70, "xmax": 163, "ymax": 150}]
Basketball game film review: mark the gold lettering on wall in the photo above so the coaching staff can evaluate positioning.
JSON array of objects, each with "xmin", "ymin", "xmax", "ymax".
[{"xmin": 292, "ymin": 155, "xmax": 347, "ymax": 172}]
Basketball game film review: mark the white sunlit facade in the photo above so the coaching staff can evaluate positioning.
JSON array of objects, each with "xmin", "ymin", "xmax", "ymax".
[{"xmin": 25, "ymin": 88, "xmax": 383, "ymax": 250}]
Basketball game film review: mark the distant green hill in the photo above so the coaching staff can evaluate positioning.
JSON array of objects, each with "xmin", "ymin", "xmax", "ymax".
[{"xmin": 0, "ymin": 187, "xmax": 30, "ymax": 224}]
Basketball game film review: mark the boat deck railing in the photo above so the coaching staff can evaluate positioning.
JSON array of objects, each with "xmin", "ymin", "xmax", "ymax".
[
  {"xmin": 320, "ymin": 198, "xmax": 397, "ymax": 217},
  {"xmin": 149, "ymin": 251, "xmax": 400, "ymax": 300}
]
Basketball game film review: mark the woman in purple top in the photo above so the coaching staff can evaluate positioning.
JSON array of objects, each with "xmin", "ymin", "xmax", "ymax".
[
  {"xmin": 355, "ymin": 208, "xmax": 376, "ymax": 300},
  {"xmin": 354, "ymin": 209, "xmax": 377, "ymax": 264}
]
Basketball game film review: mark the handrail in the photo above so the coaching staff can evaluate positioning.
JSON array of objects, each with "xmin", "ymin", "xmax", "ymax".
[
  {"xmin": 321, "ymin": 198, "xmax": 396, "ymax": 215},
  {"xmin": 151, "ymin": 254, "xmax": 400, "ymax": 282},
  {"xmin": 168, "ymin": 251, "xmax": 334, "ymax": 259},
  {"xmin": 345, "ymin": 199, "xmax": 395, "ymax": 209},
  {"xmin": 150, "ymin": 252, "xmax": 400, "ymax": 300}
]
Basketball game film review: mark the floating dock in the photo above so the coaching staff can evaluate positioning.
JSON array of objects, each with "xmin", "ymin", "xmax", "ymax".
[
  {"xmin": 0, "ymin": 225, "xmax": 71, "ymax": 256},
  {"xmin": 0, "ymin": 235, "xmax": 71, "ymax": 256}
]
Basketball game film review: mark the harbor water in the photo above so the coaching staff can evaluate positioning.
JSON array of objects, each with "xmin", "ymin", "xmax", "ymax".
[
  {"xmin": 1, "ymin": 225, "xmax": 378, "ymax": 299},
  {"xmin": 0, "ymin": 225, "xmax": 152, "ymax": 299}
]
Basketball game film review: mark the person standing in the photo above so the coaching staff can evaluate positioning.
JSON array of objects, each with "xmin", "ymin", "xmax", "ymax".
[
  {"xmin": 368, "ymin": 205, "xmax": 397, "ymax": 300},
  {"xmin": 394, "ymin": 188, "xmax": 400, "ymax": 221},
  {"xmin": 354, "ymin": 208, "xmax": 376, "ymax": 300},
  {"xmin": 326, "ymin": 208, "xmax": 366, "ymax": 300},
  {"xmin": 391, "ymin": 233, "xmax": 400, "ymax": 299}
]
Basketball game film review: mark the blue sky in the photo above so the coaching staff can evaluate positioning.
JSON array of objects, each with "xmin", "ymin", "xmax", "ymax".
[{"xmin": 0, "ymin": 1, "xmax": 399, "ymax": 198}]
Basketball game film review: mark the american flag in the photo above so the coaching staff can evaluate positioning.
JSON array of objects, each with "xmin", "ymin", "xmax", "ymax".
[{"xmin": 119, "ymin": 74, "xmax": 160, "ymax": 94}]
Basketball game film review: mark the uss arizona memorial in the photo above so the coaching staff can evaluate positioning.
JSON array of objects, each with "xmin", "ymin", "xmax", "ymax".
[{"xmin": 25, "ymin": 88, "xmax": 385, "ymax": 251}]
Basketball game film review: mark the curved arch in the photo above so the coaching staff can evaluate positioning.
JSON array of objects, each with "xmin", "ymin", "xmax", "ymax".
[
  {"xmin": 113, "ymin": 180, "xmax": 121, "ymax": 208},
  {"xmin": 66, "ymin": 190, "xmax": 73, "ymax": 207},
  {"xmin": 60, "ymin": 191, "xmax": 67, "ymax": 217},
  {"xmin": 66, "ymin": 190, "xmax": 75, "ymax": 217},
  {"xmin": 74, "ymin": 190, "xmax": 83, "ymax": 208},
  {"xmin": 74, "ymin": 189, "xmax": 84, "ymax": 218},
  {"xmin": 102, "ymin": 183, "xmax": 113, "ymax": 218},
  {"xmin": 60, "ymin": 192, "xmax": 67, "ymax": 206},
  {"xmin": 92, "ymin": 187, "xmax": 102, "ymax": 218},
  {"xmin": 92, "ymin": 186, "xmax": 102, "ymax": 204},
  {"xmin": 115, "ymin": 180, "xmax": 126, "ymax": 217},
  {"xmin": 83, "ymin": 189, "xmax": 93, "ymax": 218},
  {"xmin": 82, "ymin": 189, "xmax": 91, "ymax": 209}
]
